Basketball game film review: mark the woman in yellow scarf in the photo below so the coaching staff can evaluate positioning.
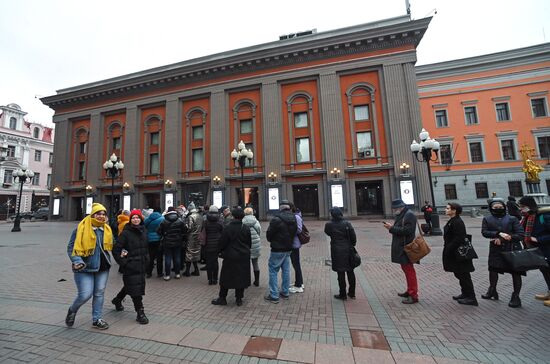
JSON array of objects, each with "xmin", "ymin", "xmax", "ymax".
[{"xmin": 65, "ymin": 203, "xmax": 113, "ymax": 330}]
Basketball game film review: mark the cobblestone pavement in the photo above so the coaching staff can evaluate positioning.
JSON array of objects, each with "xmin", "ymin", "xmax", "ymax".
[{"xmin": 0, "ymin": 216, "xmax": 549, "ymax": 363}]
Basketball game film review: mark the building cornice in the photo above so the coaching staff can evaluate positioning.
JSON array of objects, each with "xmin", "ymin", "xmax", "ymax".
[{"xmin": 41, "ymin": 16, "xmax": 431, "ymax": 110}]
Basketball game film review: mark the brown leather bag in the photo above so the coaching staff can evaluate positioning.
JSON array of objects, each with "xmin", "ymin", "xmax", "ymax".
[{"xmin": 404, "ymin": 221, "xmax": 431, "ymax": 263}]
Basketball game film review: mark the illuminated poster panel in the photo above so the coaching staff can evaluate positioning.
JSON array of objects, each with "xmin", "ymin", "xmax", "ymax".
[
  {"xmin": 213, "ymin": 191, "xmax": 223, "ymax": 209},
  {"xmin": 331, "ymin": 184, "xmax": 344, "ymax": 208},
  {"xmin": 400, "ymin": 180, "xmax": 415, "ymax": 205},
  {"xmin": 165, "ymin": 193, "xmax": 174, "ymax": 211},
  {"xmin": 268, "ymin": 188, "xmax": 279, "ymax": 210}
]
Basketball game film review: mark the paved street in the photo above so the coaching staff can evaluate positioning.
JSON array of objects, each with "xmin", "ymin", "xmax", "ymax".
[{"xmin": 1, "ymin": 216, "xmax": 549, "ymax": 363}]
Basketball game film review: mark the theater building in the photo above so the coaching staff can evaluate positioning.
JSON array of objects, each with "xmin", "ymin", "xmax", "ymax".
[
  {"xmin": 417, "ymin": 43, "xmax": 550, "ymax": 209},
  {"xmin": 42, "ymin": 15, "xmax": 434, "ymax": 220}
]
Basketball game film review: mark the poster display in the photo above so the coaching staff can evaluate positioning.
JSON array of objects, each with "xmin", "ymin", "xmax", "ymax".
[
  {"xmin": 85, "ymin": 197, "xmax": 93, "ymax": 215},
  {"xmin": 330, "ymin": 184, "xmax": 344, "ymax": 208},
  {"xmin": 164, "ymin": 193, "xmax": 174, "ymax": 211},
  {"xmin": 268, "ymin": 187, "xmax": 279, "ymax": 210},
  {"xmin": 399, "ymin": 180, "xmax": 415, "ymax": 205},
  {"xmin": 123, "ymin": 195, "xmax": 131, "ymax": 212},
  {"xmin": 53, "ymin": 198, "xmax": 60, "ymax": 216},
  {"xmin": 213, "ymin": 190, "xmax": 223, "ymax": 209}
]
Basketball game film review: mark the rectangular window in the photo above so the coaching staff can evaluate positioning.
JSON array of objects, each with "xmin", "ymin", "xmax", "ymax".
[
  {"xmin": 192, "ymin": 149, "xmax": 204, "ymax": 171},
  {"xmin": 469, "ymin": 142, "xmax": 483, "ymax": 162},
  {"xmin": 150, "ymin": 132, "xmax": 160, "ymax": 145},
  {"xmin": 149, "ymin": 153, "xmax": 159, "ymax": 174},
  {"xmin": 475, "ymin": 182, "xmax": 489, "ymax": 199},
  {"xmin": 354, "ymin": 105, "xmax": 370, "ymax": 121},
  {"xmin": 192, "ymin": 126, "xmax": 203, "ymax": 140},
  {"xmin": 112, "ymin": 137, "xmax": 121, "ymax": 150},
  {"xmin": 295, "ymin": 138, "xmax": 310, "ymax": 162},
  {"xmin": 9, "ymin": 117, "xmax": 17, "ymax": 130},
  {"xmin": 34, "ymin": 150, "xmax": 42, "ymax": 162},
  {"xmin": 435, "ymin": 109, "xmax": 448, "ymax": 127},
  {"xmin": 508, "ymin": 181, "xmax": 523, "ymax": 197},
  {"xmin": 444, "ymin": 184, "xmax": 457, "ymax": 200},
  {"xmin": 495, "ymin": 102, "xmax": 510, "ymax": 121},
  {"xmin": 356, "ymin": 132, "xmax": 373, "ymax": 158},
  {"xmin": 294, "ymin": 112, "xmax": 308, "ymax": 128},
  {"xmin": 48, "ymin": 153, "xmax": 53, "ymax": 166},
  {"xmin": 440, "ymin": 144, "xmax": 453, "ymax": 165},
  {"xmin": 7, "ymin": 145, "xmax": 15, "ymax": 157},
  {"xmin": 79, "ymin": 142, "xmax": 86, "ymax": 154},
  {"xmin": 46, "ymin": 174, "xmax": 51, "ymax": 188},
  {"xmin": 531, "ymin": 98, "xmax": 548, "ymax": 117},
  {"xmin": 501, "ymin": 139, "xmax": 516, "ymax": 160},
  {"xmin": 464, "ymin": 106, "xmax": 479, "ymax": 125},
  {"xmin": 32, "ymin": 172, "xmax": 40, "ymax": 186},
  {"xmin": 3, "ymin": 169, "xmax": 13, "ymax": 184},
  {"xmin": 538, "ymin": 136, "xmax": 550, "ymax": 159},
  {"xmin": 546, "ymin": 179, "xmax": 550, "ymax": 195},
  {"xmin": 240, "ymin": 119, "xmax": 253, "ymax": 134},
  {"xmin": 78, "ymin": 161, "xmax": 86, "ymax": 180}
]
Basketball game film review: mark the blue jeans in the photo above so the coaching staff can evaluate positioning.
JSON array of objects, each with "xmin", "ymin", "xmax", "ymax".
[
  {"xmin": 70, "ymin": 270, "xmax": 109, "ymax": 322},
  {"xmin": 268, "ymin": 251, "xmax": 291, "ymax": 299},
  {"xmin": 164, "ymin": 246, "xmax": 182, "ymax": 276}
]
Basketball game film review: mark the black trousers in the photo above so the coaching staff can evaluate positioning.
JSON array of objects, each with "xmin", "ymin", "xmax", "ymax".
[
  {"xmin": 205, "ymin": 252, "xmax": 219, "ymax": 281},
  {"xmin": 147, "ymin": 243, "xmax": 163, "ymax": 276},
  {"xmin": 114, "ymin": 287, "xmax": 143, "ymax": 311},
  {"xmin": 219, "ymin": 286, "xmax": 244, "ymax": 299},
  {"xmin": 541, "ymin": 267, "xmax": 550, "ymax": 290},
  {"xmin": 453, "ymin": 272, "xmax": 475, "ymax": 298},
  {"xmin": 337, "ymin": 270, "xmax": 356, "ymax": 297}
]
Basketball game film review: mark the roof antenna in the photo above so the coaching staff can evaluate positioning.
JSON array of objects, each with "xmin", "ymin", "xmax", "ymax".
[
  {"xmin": 405, "ymin": 0, "xmax": 411, "ymax": 16},
  {"xmin": 423, "ymin": 8, "xmax": 437, "ymax": 18}
]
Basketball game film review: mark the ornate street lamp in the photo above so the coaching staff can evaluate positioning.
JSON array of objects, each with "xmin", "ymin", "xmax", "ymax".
[
  {"xmin": 102, "ymin": 153, "xmax": 124, "ymax": 224},
  {"xmin": 11, "ymin": 167, "xmax": 34, "ymax": 232},
  {"xmin": 231, "ymin": 140, "xmax": 253, "ymax": 207},
  {"xmin": 410, "ymin": 128, "xmax": 442, "ymax": 235}
]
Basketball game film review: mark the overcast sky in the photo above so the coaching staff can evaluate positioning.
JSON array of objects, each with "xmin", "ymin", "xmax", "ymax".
[{"xmin": 1, "ymin": 0, "xmax": 549, "ymax": 127}]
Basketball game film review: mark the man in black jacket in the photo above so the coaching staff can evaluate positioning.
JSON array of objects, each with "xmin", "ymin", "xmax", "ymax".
[
  {"xmin": 157, "ymin": 207, "xmax": 188, "ymax": 281},
  {"xmin": 265, "ymin": 200, "xmax": 297, "ymax": 303}
]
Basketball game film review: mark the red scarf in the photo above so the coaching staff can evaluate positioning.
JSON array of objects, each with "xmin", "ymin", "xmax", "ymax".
[{"xmin": 520, "ymin": 212, "xmax": 536, "ymax": 247}]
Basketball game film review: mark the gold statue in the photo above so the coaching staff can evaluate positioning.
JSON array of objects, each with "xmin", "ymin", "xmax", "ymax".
[{"xmin": 519, "ymin": 144, "xmax": 544, "ymax": 183}]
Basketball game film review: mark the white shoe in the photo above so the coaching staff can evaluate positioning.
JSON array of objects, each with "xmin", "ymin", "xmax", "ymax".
[
  {"xmin": 175, "ymin": 274, "xmax": 181, "ymax": 279},
  {"xmin": 289, "ymin": 286, "xmax": 304, "ymax": 293},
  {"xmin": 163, "ymin": 276, "xmax": 171, "ymax": 281}
]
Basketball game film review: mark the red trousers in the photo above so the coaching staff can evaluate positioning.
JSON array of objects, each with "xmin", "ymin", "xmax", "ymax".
[{"xmin": 401, "ymin": 263, "xmax": 418, "ymax": 299}]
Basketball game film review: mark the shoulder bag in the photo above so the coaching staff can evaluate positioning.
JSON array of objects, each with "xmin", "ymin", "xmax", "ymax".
[
  {"xmin": 501, "ymin": 245, "xmax": 549, "ymax": 271},
  {"xmin": 298, "ymin": 223, "xmax": 311, "ymax": 245},
  {"xmin": 455, "ymin": 234, "xmax": 478, "ymax": 261},
  {"xmin": 404, "ymin": 220, "xmax": 431, "ymax": 263},
  {"xmin": 346, "ymin": 222, "xmax": 361, "ymax": 268}
]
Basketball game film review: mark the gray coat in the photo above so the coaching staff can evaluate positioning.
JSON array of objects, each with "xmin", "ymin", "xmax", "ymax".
[
  {"xmin": 242, "ymin": 215, "xmax": 261, "ymax": 259},
  {"xmin": 389, "ymin": 208, "xmax": 417, "ymax": 264}
]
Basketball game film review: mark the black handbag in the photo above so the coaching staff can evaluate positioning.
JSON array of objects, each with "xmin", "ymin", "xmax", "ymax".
[
  {"xmin": 349, "ymin": 246, "xmax": 361, "ymax": 268},
  {"xmin": 455, "ymin": 234, "xmax": 478, "ymax": 261},
  {"xmin": 501, "ymin": 247, "xmax": 549, "ymax": 271}
]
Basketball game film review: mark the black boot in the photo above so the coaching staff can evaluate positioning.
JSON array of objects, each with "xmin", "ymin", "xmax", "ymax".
[
  {"xmin": 457, "ymin": 297, "xmax": 479, "ymax": 306},
  {"xmin": 184, "ymin": 262, "xmax": 191, "ymax": 277},
  {"xmin": 211, "ymin": 297, "xmax": 227, "ymax": 305},
  {"xmin": 509, "ymin": 274, "xmax": 522, "ymax": 308},
  {"xmin": 191, "ymin": 262, "xmax": 200, "ymax": 276},
  {"xmin": 481, "ymin": 288, "xmax": 499, "ymax": 300},
  {"xmin": 253, "ymin": 271, "xmax": 260, "ymax": 287},
  {"xmin": 136, "ymin": 309, "xmax": 149, "ymax": 324},
  {"xmin": 112, "ymin": 297, "xmax": 124, "ymax": 311},
  {"xmin": 509, "ymin": 293, "xmax": 522, "ymax": 308}
]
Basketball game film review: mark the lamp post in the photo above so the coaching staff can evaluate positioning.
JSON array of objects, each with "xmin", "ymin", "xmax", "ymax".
[
  {"xmin": 410, "ymin": 128, "xmax": 442, "ymax": 236},
  {"xmin": 103, "ymin": 153, "xmax": 124, "ymax": 225},
  {"xmin": 231, "ymin": 140, "xmax": 253, "ymax": 207},
  {"xmin": 11, "ymin": 167, "xmax": 34, "ymax": 232}
]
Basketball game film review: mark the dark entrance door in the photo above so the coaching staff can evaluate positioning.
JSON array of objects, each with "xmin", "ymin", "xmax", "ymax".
[
  {"xmin": 144, "ymin": 193, "xmax": 161, "ymax": 212},
  {"xmin": 236, "ymin": 187, "xmax": 259, "ymax": 218},
  {"xmin": 73, "ymin": 197, "xmax": 84, "ymax": 221},
  {"xmin": 356, "ymin": 181, "xmax": 383, "ymax": 215},
  {"xmin": 292, "ymin": 184, "xmax": 319, "ymax": 217},
  {"xmin": 104, "ymin": 194, "xmax": 121, "ymax": 215}
]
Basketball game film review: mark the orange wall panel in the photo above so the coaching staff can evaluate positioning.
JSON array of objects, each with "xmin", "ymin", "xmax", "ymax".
[
  {"xmin": 139, "ymin": 105, "xmax": 166, "ymax": 176},
  {"xmin": 227, "ymin": 89, "xmax": 263, "ymax": 166},
  {"xmin": 182, "ymin": 97, "xmax": 210, "ymax": 172}
]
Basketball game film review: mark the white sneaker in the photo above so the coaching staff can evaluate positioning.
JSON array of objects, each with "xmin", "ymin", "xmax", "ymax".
[
  {"xmin": 163, "ymin": 276, "xmax": 171, "ymax": 281},
  {"xmin": 175, "ymin": 274, "xmax": 181, "ymax": 279},
  {"xmin": 289, "ymin": 286, "xmax": 304, "ymax": 293}
]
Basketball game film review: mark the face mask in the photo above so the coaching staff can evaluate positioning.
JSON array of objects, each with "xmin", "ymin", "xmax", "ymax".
[{"xmin": 491, "ymin": 208, "xmax": 506, "ymax": 217}]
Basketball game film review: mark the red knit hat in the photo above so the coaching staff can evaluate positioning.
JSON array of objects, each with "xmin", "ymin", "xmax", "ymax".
[{"xmin": 129, "ymin": 209, "xmax": 144, "ymax": 222}]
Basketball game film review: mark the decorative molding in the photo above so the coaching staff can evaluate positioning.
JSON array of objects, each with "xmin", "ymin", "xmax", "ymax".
[
  {"xmin": 461, "ymin": 100, "xmax": 478, "ymax": 105},
  {"xmin": 491, "ymin": 96, "xmax": 510, "ymax": 102},
  {"xmin": 431, "ymin": 103, "xmax": 448, "ymax": 109},
  {"xmin": 527, "ymin": 91, "xmax": 548, "ymax": 97}
]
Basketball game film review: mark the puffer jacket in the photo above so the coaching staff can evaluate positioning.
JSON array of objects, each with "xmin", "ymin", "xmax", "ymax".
[
  {"xmin": 117, "ymin": 214, "xmax": 129, "ymax": 236},
  {"xmin": 204, "ymin": 211, "xmax": 224, "ymax": 254},
  {"xmin": 266, "ymin": 209, "xmax": 297, "ymax": 252},
  {"xmin": 157, "ymin": 211, "xmax": 187, "ymax": 248},
  {"xmin": 243, "ymin": 214, "xmax": 262, "ymax": 259},
  {"xmin": 113, "ymin": 223, "xmax": 149, "ymax": 296},
  {"xmin": 144, "ymin": 212, "xmax": 164, "ymax": 243}
]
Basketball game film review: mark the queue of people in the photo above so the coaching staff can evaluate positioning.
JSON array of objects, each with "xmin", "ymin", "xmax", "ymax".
[{"xmin": 65, "ymin": 196, "xmax": 550, "ymax": 330}]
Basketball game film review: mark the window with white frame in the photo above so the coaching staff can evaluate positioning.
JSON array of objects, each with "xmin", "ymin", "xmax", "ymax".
[
  {"xmin": 192, "ymin": 126, "xmax": 203, "ymax": 140},
  {"xmin": 192, "ymin": 149, "xmax": 204, "ymax": 171},
  {"xmin": 538, "ymin": 136, "xmax": 550, "ymax": 159},
  {"xmin": 112, "ymin": 137, "xmax": 121, "ymax": 150},
  {"xmin": 32, "ymin": 173, "xmax": 40, "ymax": 186},
  {"xmin": 149, "ymin": 153, "xmax": 159, "ymax": 174},
  {"xmin": 295, "ymin": 138, "xmax": 310, "ymax": 162},
  {"xmin": 9, "ymin": 117, "xmax": 16, "ymax": 130},
  {"xmin": 240, "ymin": 119, "xmax": 252, "ymax": 134},
  {"xmin": 531, "ymin": 98, "xmax": 548, "ymax": 117},
  {"xmin": 501, "ymin": 139, "xmax": 516, "ymax": 160},
  {"xmin": 150, "ymin": 132, "xmax": 160, "ymax": 145},
  {"xmin": 294, "ymin": 112, "xmax": 308, "ymax": 128},
  {"xmin": 435, "ymin": 109, "xmax": 448, "ymax": 127},
  {"xmin": 33, "ymin": 128, "xmax": 40, "ymax": 138},
  {"xmin": 357, "ymin": 132, "xmax": 373, "ymax": 158},
  {"xmin": 34, "ymin": 150, "xmax": 42, "ymax": 162},
  {"xmin": 469, "ymin": 142, "xmax": 484, "ymax": 162},
  {"xmin": 464, "ymin": 106, "xmax": 479, "ymax": 125},
  {"xmin": 353, "ymin": 105, "xmax": 369, "ymax": 121},
  {"xmin": 439, "ymin": 144, "xmax": 453, "ymax": 165},
  {"xmin": 7, "ymin": 145, "xmax": 15, "ymax": 158},
  {"xmin": 46, "ymin": 174, "xmax": 51, "ymax": 188},
  {"xmin": 3, "ymin": 169, "xmax": 13, "ymax": 184},
  {"xmin": 495, "ymin": 102, "xmax": 511, "ymax": 121}
]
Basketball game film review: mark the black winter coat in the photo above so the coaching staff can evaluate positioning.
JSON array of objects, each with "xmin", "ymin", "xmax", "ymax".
[
  {"xmin": 204, "ymin": 212, "xmax": 224, "ymax": 254},
  {"xmin": 482, "ymin": 214, "xmax": 525, "ymax": 274},
  {"xmin": 443, "ymin": 216, "xmax": 474, "ymax": 273},
  {"xmin": 324, "ymin": 218, "xmax": 357, "ymax": 272},
  {"xmin": 389, "ymin": 208, "xmax": 417, "ymax": 264},
  {"xmin": 218, "ymin": 220, "xmax": 252, "ymax": 289},
  {"xmin": 266, "ymin": 210, "xmax": 297, "ymax": 252},
  {"xmin": 113, "ymin": 224, "xmax": 149, "ymax": 297},
  {"xmin": 157, "ymin": 212, "xmax": 188, "ymax": 249}
]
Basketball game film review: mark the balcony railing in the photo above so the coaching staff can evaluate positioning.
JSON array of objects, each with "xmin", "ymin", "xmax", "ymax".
[
  {"xmin": 178, "ymin": 170, "xmax": 211, "ymax": 179},
  {"xmin": 282, "ymin": 160, "xmax": 326, "ymax": 172},
  {"xmin": 226, "ymin": 165, "xmax": 264, "ymax": 176},
  {"xmin": 135, "ymin": 174, "xmax": 164, "ymax": 183},
  {"xmin": 345, "ymin": 156, "xmax": 390, "ymax": 168}
]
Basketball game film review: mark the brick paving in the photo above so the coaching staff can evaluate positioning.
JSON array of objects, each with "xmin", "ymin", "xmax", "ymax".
[{"xmin": 0, "ymin": 217, "xmax": 549, "ymax": 363}]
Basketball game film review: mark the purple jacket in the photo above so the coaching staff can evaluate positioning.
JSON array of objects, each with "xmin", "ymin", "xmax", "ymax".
[{"xmin": 292, "ymin": 211, "xmax": 303, "ymax": 249}]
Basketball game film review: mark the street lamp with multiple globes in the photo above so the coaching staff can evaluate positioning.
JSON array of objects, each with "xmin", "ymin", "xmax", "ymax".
[
  {"xmin": 11, "ymin": 167, "xmax": 34, "ymax": 232},
  {"xmin": 410, "ymin": 128, "xmax": 442, "ymax": 236},
  {"xmin": 102, "ymin": 153, "xmax": 124, "ymax": 224},
  {"xmin": 230, "ymin": 140, "xmax": 253, "ymax": 207}
]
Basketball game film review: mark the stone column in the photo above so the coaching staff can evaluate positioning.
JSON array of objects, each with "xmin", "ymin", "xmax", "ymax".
[
  {"xmin": 86, "ymin": 112, "xmax": 102, "ymax": 185},
  {"xmin": 210, "ymin": 90, "xmax": 228, "ymax": 203},
  {"xmin": 164, "ymin": 96, "xmax": 180, "ymax": 181}
]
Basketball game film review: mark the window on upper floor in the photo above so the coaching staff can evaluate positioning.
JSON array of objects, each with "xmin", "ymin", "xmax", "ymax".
[
  {"xmin": 9, "ymin": 117, "xmax": 16, "ymax": 130},
  {"xmin": 444, "ymin": 184, "xmax": 457, "ymax": 200},
  {"xmin": 469, "ymin": 142, "xmax": 484, "ymax": 162},
  {"xmin": 7, "ymin": 145, "xmax": 15, "ymax": 158},
  {"xmin": 439, "ymin": 144, "xmax": 453, "ymax": 165},
  {"xmin": 192, "ymin": 149, "xmax": 204, "ymax": 171},
  {"xmin": 357, "ymin": 132, "xmax": 373, "ymax": 158},
  {"xmin": 112, "ymin": 137, "xmax": 121, "ymax": 150},
  {"xmin": 295, "ymin": 137, "xmax": 310, "ymax": 162},
  {"xmin": 79, "ymin": 142, "xmax": 86, "ymax": 154},
  {"xmin": 294, "ymin": 112, "xmax": 308, "ymax": 128},
  {"xmin": 78, "ymin": 161, "xmax": 86, "ymax": 180},
  {"xmin": 3, "ymin": 169, "xmax": 13, "ymax": 184},
  {"xmin": 32, "ymin": 172, "xmax": 40, "ymax": 186},
  {"xmin": 240, "ymin": 119, "xmax": 252, "ymax": 134},
  {"xmin": 150, "ymin": 132, "xmax": 160, "ymax": 145},
  {"xmin": 353, "ymin": 105, "xmax": 370, "ymax": 121},
  {"xmin": 475, "ymin": 182, "xmax": 489, "ymax": 199},
  {"xmin": 538, "ymin": 136, "xmax": 550, "ymax": 159},
  {"xmin": 531, "ymin": 98, "xmax": 548, "ymax": 118},
  {"xmin": 464, "ymin": 106, "xmax": 479, "ymax": 125},
  {"xmin": 46, "ymin": 174, "xmax": 51, "ymax": 189},
  {"xmin": 48, "ymin": 153, "xmax": 53, "ymax": 166},
  {"xmin": 34, "ymin": 150, "xmax": 42, "ymax": 162},
  {"xmin": 192, "ymin": 126, "xmax": 203, "ymax": 140},
  {"xmin": 33, "ymin": 127, "xmax": 40, "ymax": 138},
  {"xmin": 501, "ymin": 139, "xmax": 516, "ymax": 160},
  {"xmin": 508, "ymin": 181, "xmax": 523, "ymax": 197},
  {"xmin": 149, "ymin": 153, "xmax": 159, "ymax": 174},
  {"xmin": 495, "ymin": 102, "xmax": 510, "ymax": 121},
  {"xmin": 435, "ymin": 109, "xmax": 448, "ymax": 128}
]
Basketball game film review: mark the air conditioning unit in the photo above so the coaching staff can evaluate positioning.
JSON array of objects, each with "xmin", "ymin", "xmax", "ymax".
[{"xmin": 364, "ymin": 149, "xmax": 375, "ymax": 157}]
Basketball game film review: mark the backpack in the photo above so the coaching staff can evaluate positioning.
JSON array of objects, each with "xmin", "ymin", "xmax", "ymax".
[{"xmin": 297, "ymin": 223, "xmax": 310, "ymax": 245}]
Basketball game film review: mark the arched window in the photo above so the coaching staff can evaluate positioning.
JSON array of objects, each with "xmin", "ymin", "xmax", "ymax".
[
  {"xmin": 286, "ymin": 92, "xmax": 314, "ymax": 163},
  {"xmin": 232, "ymin": 100, "xmax": 256, "ymax": 167},
  {"xmin": 345, "ymin": 83, "xmax": 379, "ymax": 160},
  {"xmin": 33, "ymin": 127, "xmax": 40, "ymax": 139},
  {"xmin": 9, "ymin": 117, "xmax": 17, "ymax": 130}
]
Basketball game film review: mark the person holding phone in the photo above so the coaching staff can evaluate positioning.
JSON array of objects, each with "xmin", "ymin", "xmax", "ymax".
[{"xmin": 65, "ymin": 203, "xmax": 113, "ymax": 330}]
